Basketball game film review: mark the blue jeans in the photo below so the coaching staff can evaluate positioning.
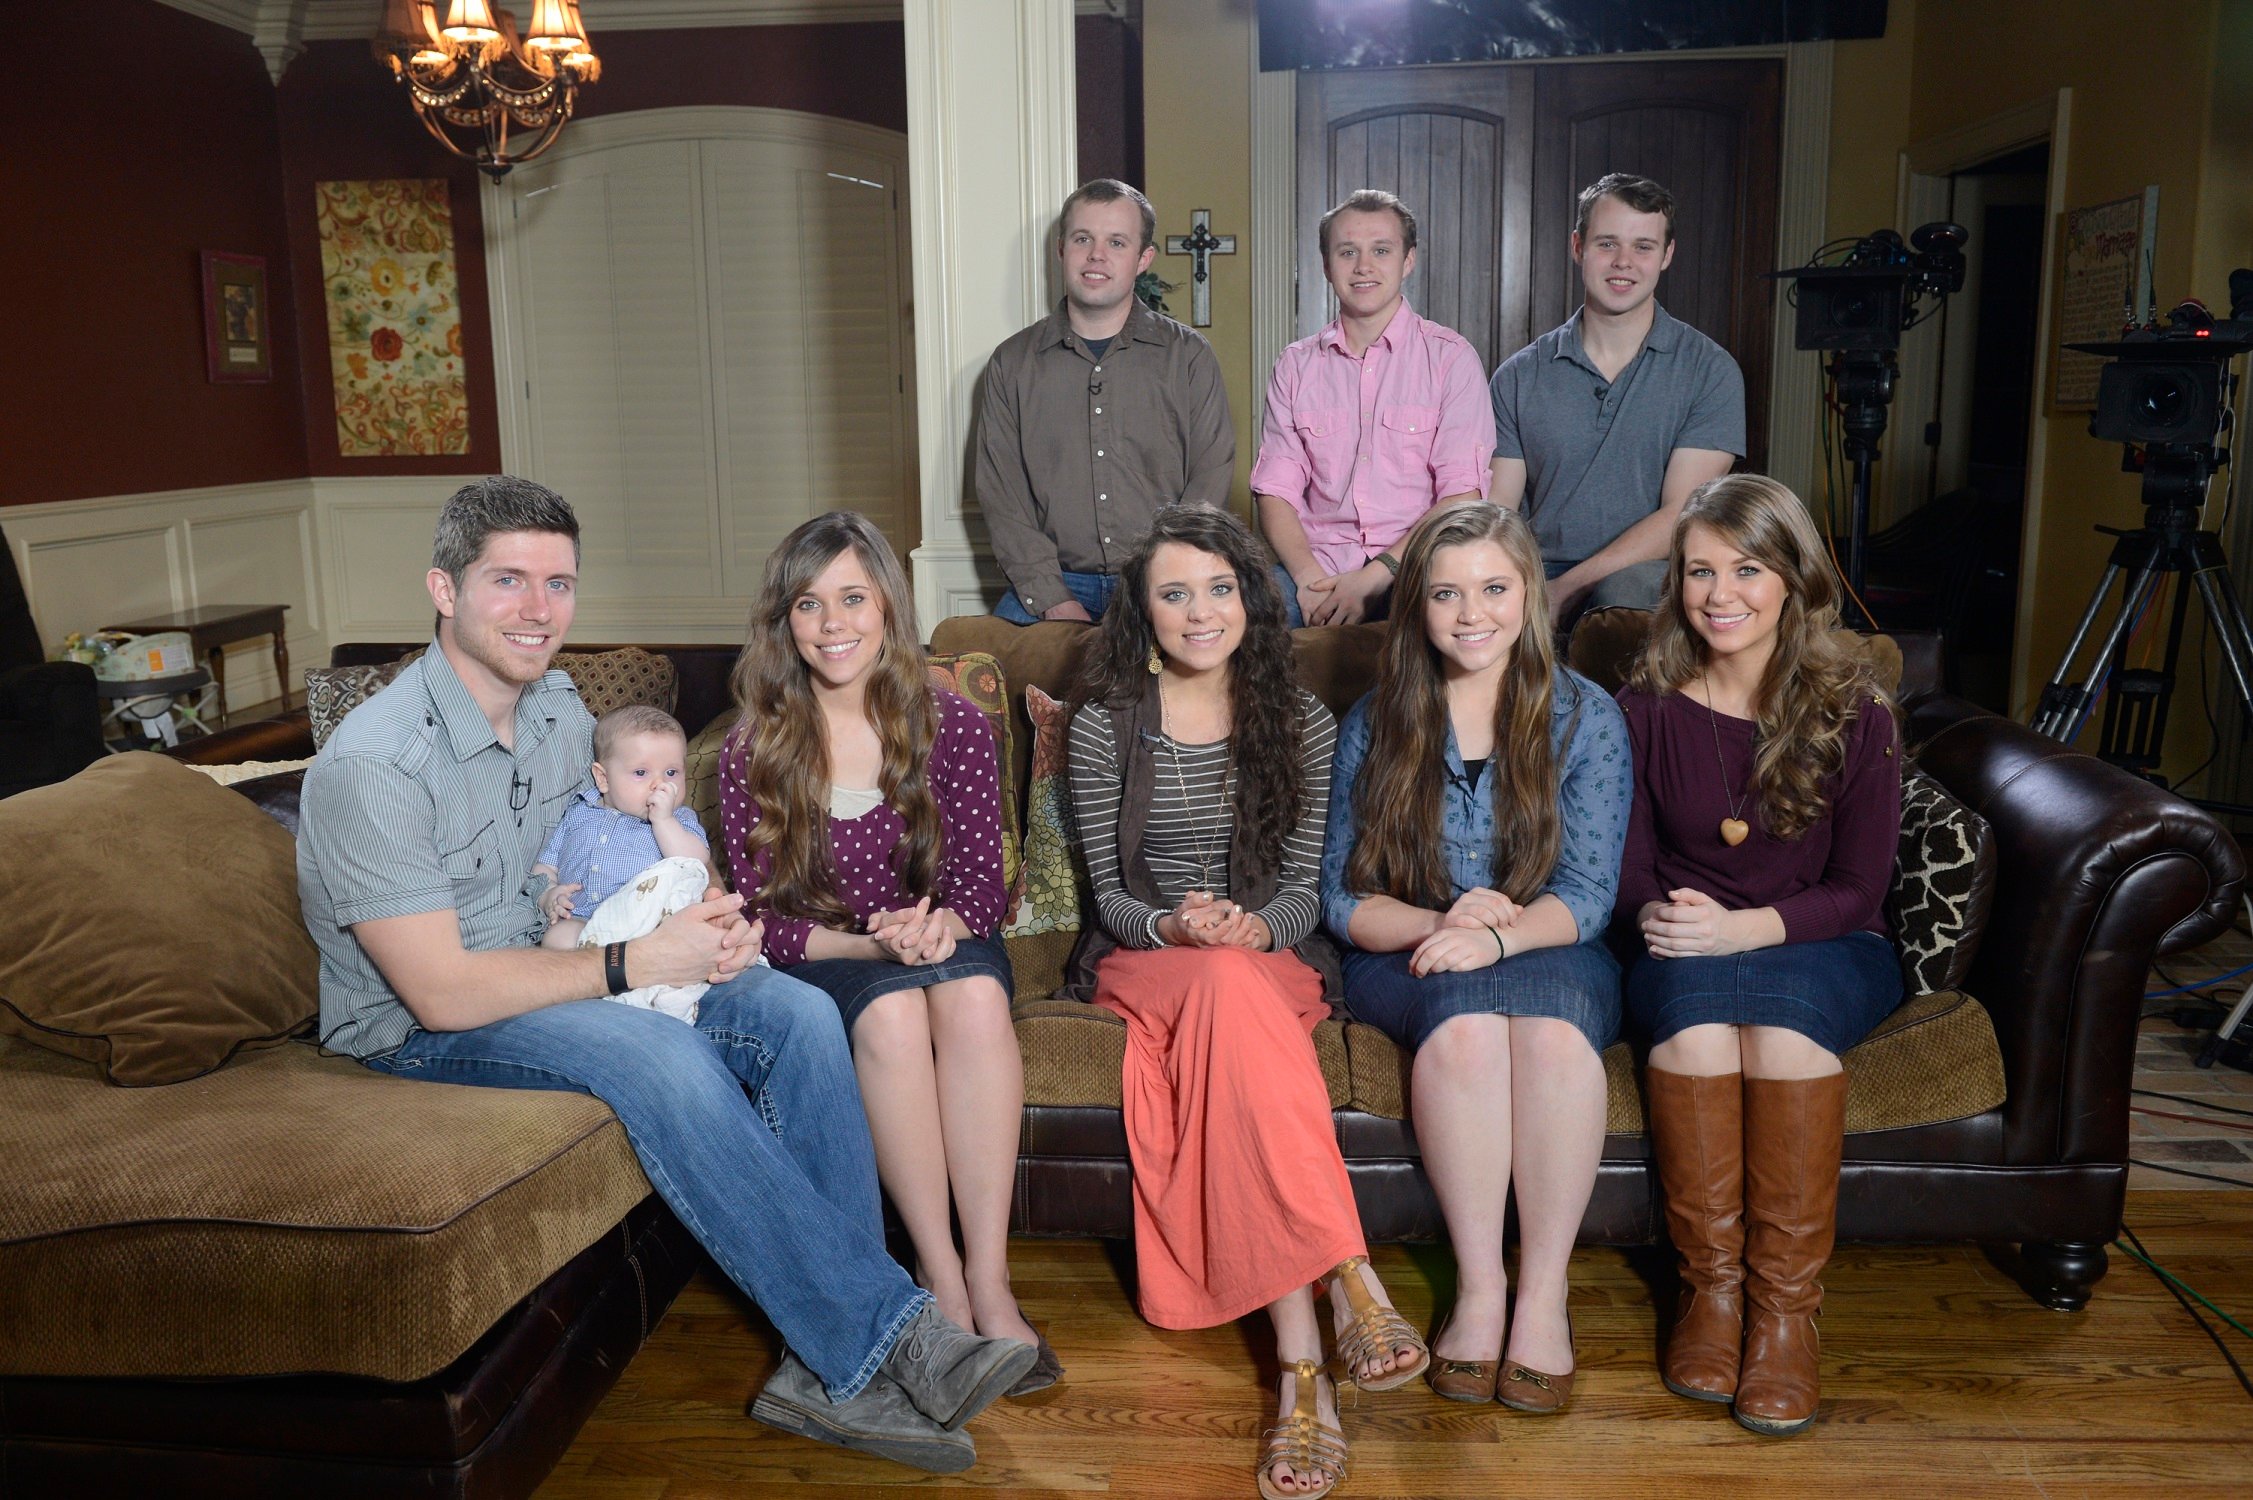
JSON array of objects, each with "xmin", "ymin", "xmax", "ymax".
[
  {"xmin": 994, "ymin": 569, "xmax": 1119, "ymax": 624},
  {"xmin": 363, "ymin": 967, "xmax": 929, "ymax": 1400},
  {"xmin": 1344, "ymin": 938, "xmax": 1622, "ymax": 1053},
  {"xmin": 1624, "ymin": 930, "xmax": 1904, "ymax": 1055},
  {"xmin": 1273, "ymin": 562, "xmax": 1392, "ymax": 630}
]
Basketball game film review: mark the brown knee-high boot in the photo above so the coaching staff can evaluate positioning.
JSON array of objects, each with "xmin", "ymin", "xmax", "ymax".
[
  {"xmin": 1735, "ymin": 1072, "xmax": 1848, "ymax": 1435},
  {"xmin": 1646, "ymin": 1068, "xmax": 1745, "ymax": 1403}
]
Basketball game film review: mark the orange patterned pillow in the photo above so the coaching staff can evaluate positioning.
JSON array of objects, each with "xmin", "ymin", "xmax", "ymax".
[
  {"xmin": 925, "ymin": 652, "xmax": 1021, "ymax": 906},
  {"xmin": 1003, "ymin": 684, "xmax": 1084, "ymax": 938}
]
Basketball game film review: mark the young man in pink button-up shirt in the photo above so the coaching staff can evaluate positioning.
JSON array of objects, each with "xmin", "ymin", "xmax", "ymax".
[{"xmin": 1251, "ymin": 190, "xmax": 1493, "ymax": 627}]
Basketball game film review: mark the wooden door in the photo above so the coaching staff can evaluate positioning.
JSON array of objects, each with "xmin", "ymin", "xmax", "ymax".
[
  {"xmin": 1294, "ymin": 57, "xmax": 1782, "ymax": 468},
  {"xmin": 1296, "ymin": 65, "xmax": 1534, "ymax": 375},
  {"xmin": 1529, "ymin": 60, "xmax": 1782, "ymax": 468}
]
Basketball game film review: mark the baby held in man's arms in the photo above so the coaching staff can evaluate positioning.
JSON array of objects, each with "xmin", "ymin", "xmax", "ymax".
[{"xmin": 534, "ymin": 704, "xmax": 730, "ymax": 1021}]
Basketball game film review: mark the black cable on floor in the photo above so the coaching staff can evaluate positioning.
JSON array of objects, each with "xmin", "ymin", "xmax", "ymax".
[
  {"xmin": 2130, "ymin": 1158, "xmax": 2253, "ymax": 1188},
  {"xmin": 2135, "ymin": 1088, "xmax": 2253, "ymax": 1120},
  {"xmin": 2118, "ymin": 1224, "xmax": 2253, "ymax": 1402}
]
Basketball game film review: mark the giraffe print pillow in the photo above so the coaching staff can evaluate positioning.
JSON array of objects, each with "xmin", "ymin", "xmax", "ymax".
[{"xmin": 1887, "ymin": 767, "xmax": 1996, "ymax": 995}]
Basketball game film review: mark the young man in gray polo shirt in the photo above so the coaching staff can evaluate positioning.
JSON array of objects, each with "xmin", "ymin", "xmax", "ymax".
[
  {"xmin": 975, "ymin": 179, "xmax": 1234, "ymax": 623},
  {"xmin": 296, "ymin": 478, "xmax": 1032, "ymax": 1473},
  {"xmin": 1489, "ymin": 174, "xmax": 1745, "ymax": 622}
]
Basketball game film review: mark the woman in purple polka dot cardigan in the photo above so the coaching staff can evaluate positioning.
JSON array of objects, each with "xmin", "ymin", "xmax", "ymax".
[{"xmin": 720, "ymin": 511, "xmax": 1058, "ymax": 1395}]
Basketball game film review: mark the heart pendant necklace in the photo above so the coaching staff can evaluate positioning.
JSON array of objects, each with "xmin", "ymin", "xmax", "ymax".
[{"xmin": 1697, "ymin": 676, "xmax": 1751, "ymax": 846}]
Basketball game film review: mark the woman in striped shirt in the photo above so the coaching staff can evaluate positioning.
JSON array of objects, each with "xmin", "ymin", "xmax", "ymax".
[{"xmin": 1064, "ymin": 503, "xmax": 1424, "ymax": 1500}]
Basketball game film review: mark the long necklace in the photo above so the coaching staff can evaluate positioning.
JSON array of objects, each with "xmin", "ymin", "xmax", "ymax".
[
  {"xmin": 1697, "ymin": 675, "xmax": 1751, "ymax": 847},
  {"xmin": 1159, "ymin": 681, "xmax": 1233, "ymax": 890}
]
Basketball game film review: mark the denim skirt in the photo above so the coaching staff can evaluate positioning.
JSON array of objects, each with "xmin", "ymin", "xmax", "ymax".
[
  {"xmin": 1342, "ymin": 939, "xmax": 1622, "ymax": 1054},
  {"xmin": 790, "ymin": 933, "xmax": 1014, "ymax": 1034},
  {"xmin": 1624, "ymin": 929, "xmax": 1903, "ymax": 1055}
]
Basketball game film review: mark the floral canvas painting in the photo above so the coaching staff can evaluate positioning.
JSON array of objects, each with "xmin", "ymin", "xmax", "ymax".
[{"xmin": 316, "ymin": 179, "xmax": 470, "ymax": 456}]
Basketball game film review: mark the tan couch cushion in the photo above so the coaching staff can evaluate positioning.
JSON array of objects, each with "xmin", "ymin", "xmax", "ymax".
[
  {"xmin": 1568, "ymin": 606, "xmax": 1904, "ymax": 699},
  {"xmin": 0, "ymin": 1036, "xmax": 649, "ymax": 1381},
  {"xmin": 1017, "ymin": 998, "xmax": 1351, "ymax": 1111},
  {"xmin": 0, "ymin": 753, "xmax": 317, "ymax": 1086},
  {"xmin": 1342, "ymin": 990, "xmax": 2005, "ymax": 1136}
]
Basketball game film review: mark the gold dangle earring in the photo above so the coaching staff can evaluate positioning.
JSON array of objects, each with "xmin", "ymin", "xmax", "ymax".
[{"xmin": 1146, "ymin": 642, "xmax": 1164, "ymax": 675}]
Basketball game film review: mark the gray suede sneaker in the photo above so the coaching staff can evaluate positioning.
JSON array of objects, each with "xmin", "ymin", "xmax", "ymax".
[
  {"xmin": 880, "ymin": 1302, "xmax": 1040, "ymax": 1431},
  {"xmin": 748, "ymin": 1351, "xmax": 975, "ymax": 1474}
]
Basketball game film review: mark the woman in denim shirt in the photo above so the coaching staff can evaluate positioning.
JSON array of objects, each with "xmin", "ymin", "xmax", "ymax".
[{"xmin": 1323, "ymin": 502, "xmax": 1630, "ymax": 1415}]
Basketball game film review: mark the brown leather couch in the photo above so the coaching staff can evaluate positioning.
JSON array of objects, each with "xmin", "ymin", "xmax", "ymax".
[
  {"xmin": 15, "ymin": 623, "xmax": 2233, "ymax": 1498},
  {"xmin": 920, "ymin": 613, "xmax": 2245, "ymax": 1318}
]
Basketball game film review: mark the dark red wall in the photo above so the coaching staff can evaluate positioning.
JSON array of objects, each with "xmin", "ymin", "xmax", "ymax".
[
  {"xmin": 579, "ymin": 23, "xmax": 908, "ymax": 131},
  {"xmin": 276, "ymin": 41, "xmax": 506, "ymax": 478},
  {"xmin": 0, "ymin": 0, "xmax": 306, "ymax": 507},
  {"xmin": 1077, "ymin": 16, "xmax": 1145, "ymax": 192},
  {"xmin": 5, "ymin": 9, "xmax": 1141, "ymax": 508}
]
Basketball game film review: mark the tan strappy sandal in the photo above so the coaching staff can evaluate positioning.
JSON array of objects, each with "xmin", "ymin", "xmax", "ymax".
[
  {"xmin": 1327, "ymin": 1255, "xmax": 1431, "ymax": 1392},
  {"xmin": 1256, "ymin": 1358, "xmax": 1347, "ymax": 1500}
]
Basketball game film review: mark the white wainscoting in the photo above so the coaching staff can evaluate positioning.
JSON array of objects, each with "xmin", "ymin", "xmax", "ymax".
[
  {"xmin": 8, "ymin": 474, "xmax": 992, "ymax": 706},
  {"xmin": 310, "ymin": 476, "xmax": 775, "ymax": 647},
  {"xmin": 4, "ymin": 480, "xmax": 322, "ymax": 717}
]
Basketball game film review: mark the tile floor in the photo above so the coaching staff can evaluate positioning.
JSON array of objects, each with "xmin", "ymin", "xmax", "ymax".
[{"xmin": 2134, "ymin": 913, "xmax": 2253, "ymax": 1190}]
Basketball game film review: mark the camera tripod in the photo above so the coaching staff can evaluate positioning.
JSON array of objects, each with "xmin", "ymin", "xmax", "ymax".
[
  {"xmin": 2030, "ymin": 494, "xmax": 2253, "ymax": 769},
  {"xmin": 2030, "ymin": 461, "xmax": 2253, "ymax": 1072}
]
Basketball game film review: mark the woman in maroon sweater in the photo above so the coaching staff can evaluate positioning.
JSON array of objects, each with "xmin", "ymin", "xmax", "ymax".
[
  {"xmin": 1615, "ymin": 474, "xmax": 1901, "ymax": 1437},
  {"xmin": 720, "ymin": 511, "xmax": 1055, "ymax": 1395}
]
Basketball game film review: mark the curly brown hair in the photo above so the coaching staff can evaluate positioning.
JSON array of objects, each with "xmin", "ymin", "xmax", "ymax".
[
  {"xmin": 1345, "ymin": 503, "xmax": 1566, "ymax": 908},
  {"xmin": 1071, "ymin": 504, "xmax": 1306, "ymax": 872},
  {"xmin": 725, "ymin": 512, "xmax": 940, "ymax": 927},
  {"xmin": 1630, "ymin": 474, "xmax": 1893, "ymax": 841}
]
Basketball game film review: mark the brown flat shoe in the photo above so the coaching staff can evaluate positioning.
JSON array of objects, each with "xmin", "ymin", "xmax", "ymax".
[
  {"xmin": 1496, "ymin": 1312, "xmax": 1575, "ymax": 1415},
  {"xmin": 1425, "ymin": 1314, "xmax": 1501, "ymax": 1403},
  {"xmin": 1006, "ymin": 1331, "xmax": 1065, "ymax": 1397}
]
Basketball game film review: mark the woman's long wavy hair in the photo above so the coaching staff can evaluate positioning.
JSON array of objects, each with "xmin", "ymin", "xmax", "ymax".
[
  {"xmin": 1071, "ymin": 503, "xmax": 1304, "ymax": 873},
  {"xmin": 726, "ymin": 511, "xmax": 940, "ymax": 926},
  {"xmin": 1629, "ymin": 474, "xmax": 1892, "ymax": 841},
  {"xmin": 1345, "ymin": 502, "xmax": 1564, "ymax": 907}
]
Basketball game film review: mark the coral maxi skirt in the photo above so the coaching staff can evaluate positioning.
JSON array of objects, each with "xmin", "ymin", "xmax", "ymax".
[{"xmin": 1093, "ymin": 945, "xmax": 1368, "ymax": 1329}]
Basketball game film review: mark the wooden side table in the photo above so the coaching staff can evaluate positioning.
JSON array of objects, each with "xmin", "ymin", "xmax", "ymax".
[{"xmin": 100, "ymin": 604, "xmax": 290, "ymax": 728}]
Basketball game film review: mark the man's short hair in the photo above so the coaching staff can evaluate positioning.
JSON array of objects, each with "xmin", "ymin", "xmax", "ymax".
[
  {"xmin": 1575, "ymin": 173, "xmax": 1677, "ymax": 245},
  {"xmin": 431, "ymin": 476, "xmax": 582, "ymax": 587},
  {"xmin": 1318, "ymin": 189, "xmax": 1418, "ymax": 258},
  {"xmin": 1059, "ymin": 179, "xmax": 1157, "ymax": 251},
  {"xmin": 594, "ymin": 704, "xmax": 686, "ymax": 764}
]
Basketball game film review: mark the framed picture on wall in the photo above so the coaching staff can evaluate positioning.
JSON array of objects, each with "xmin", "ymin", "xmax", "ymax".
[{"xmin": 201, "ymin": 251, "xmax": 272, "ymax": 383}]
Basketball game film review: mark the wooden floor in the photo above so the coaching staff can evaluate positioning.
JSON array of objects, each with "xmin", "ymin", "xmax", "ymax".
[{"xmin": 539, "ymin": 1192, "xmax": 2253, "ymax": 1499}]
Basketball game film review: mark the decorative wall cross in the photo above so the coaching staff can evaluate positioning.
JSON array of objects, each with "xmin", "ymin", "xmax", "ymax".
[{"xmin": 1164, "ymin": 209, "xmax": 1237, "ymax": 327}]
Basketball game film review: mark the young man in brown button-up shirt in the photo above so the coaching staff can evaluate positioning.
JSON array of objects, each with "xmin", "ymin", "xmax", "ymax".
[{"xmin": 975, "ymin": 180, "xmax": 1235, "ymax": 623}]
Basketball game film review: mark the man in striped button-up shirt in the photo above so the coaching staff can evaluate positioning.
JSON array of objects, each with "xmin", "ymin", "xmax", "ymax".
[{"xmin": 296, "ymin": 478, "xmax": 1033, "ymax": 1472}]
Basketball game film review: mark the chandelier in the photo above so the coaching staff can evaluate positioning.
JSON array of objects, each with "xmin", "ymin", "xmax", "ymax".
[{"xmin": 374, "ymin": 1, "xmax": 601, "ymax": 180}]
